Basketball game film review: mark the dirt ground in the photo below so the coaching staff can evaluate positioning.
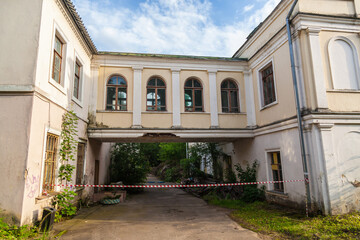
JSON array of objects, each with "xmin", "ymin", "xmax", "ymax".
[{"xmin": 53, "ymin": 175, "xmax": 260, "ymax": 240}]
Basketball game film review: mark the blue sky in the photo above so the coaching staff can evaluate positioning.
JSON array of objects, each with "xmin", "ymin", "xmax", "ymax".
[{"xmin": 72, "ymin": 0, "xmax": 281, "ymax": 57}]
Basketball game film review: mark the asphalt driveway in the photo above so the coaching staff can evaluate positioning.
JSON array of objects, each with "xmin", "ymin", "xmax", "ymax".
[{"xmin": 54, "ymin": 176, "xmax": 260, "ymax": 240}]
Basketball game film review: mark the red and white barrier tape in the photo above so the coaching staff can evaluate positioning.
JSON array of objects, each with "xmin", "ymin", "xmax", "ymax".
[{"xmin": 49, "ymin": 179, "xmax": 308, "ymax": 188}]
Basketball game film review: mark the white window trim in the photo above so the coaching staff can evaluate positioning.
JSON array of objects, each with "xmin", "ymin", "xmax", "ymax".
[
  {"xmin": 49, "ymin": 22, "xmax": 69, "ymax": 95},
  {"xmin": 39, "ymin": 127, "xmax": 61, "ymax": 197},
  {"xmin": 328, "ymin": 36, "xmax": 360, "ymax": 91},
  {"xmin": 265, "ymin": 149, "xmax": 286, "ymax": 193},
  {"xmin": 72, "ymin": 51, "xmax": 85, "ymax": 107},
  {"xmin": 257, "ymin": 58, "xmax": 278, "ymax": 110}
]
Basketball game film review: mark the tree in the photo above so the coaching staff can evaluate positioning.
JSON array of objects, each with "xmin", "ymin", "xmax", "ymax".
[
  {"xmin": 140, "ymin": 143, "xmax": 161, "ymax": 167},
  {"xmin": 159, "ymin": 143, "xmax": 186, "ymax": 165},
  {"xmin": 110, "ymin": 143, "xmax": 149, "ymax": 184}
]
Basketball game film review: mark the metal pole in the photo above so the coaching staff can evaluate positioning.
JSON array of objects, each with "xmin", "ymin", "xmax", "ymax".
[{"xmin": 286, "ymin": 0, "xmax": 311, "ymax": 215}]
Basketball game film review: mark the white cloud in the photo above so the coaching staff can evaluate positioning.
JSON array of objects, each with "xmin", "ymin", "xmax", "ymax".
[
  {"xmin": 243, "ymin": 4, "xmax": 254, "ymax": 13},
  {"xmin": 73, "ymin": 0, "xmax": 281, "ymax": 57}
]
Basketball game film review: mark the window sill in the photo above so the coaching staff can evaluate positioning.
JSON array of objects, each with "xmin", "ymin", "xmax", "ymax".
[
  {"xmin": 49, "ymin": 78, "xmax": 66, "ymax": 95},
  {"xmin": 182, "ymin": 112, "xmax": 210, "ymax": 114},
  {"xmin": 72, "ymin": 96, "xmax": 83, "ymax": 108},
  {"xmin": 96, "ymin": 110, "xmax": 130, "ymax": 113},
  {"xmin": 265, "ymin": 190, "xmax": 288, "ymax": 198},
  {"xmin": 260, "ymin": 101, "xmax": 278, "ymax": 111},
  {"xmin": 327, "ymin": 89, "xmax": 360, "ymax": 93},
  {"xmin": 218, "ymin": 112, "xmax": 246, "ymax": 115},
  {"xmin": 142, "ymin": 111, "xmax": 172, "ymax": 114},
  {"xmin": 35, "ymin": 193, "xmax": 57, "ymax": 204}
]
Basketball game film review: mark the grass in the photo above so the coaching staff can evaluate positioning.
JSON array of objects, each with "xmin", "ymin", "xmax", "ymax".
[{"xmin": 204, "ymin": 196, "xmax": 360, "ymax": 239}]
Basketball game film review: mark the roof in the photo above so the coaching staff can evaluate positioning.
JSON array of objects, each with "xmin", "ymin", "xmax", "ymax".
[
  {"xmin": 61, "ymin": 0, "xmax": 97, "ymax": 54},
  {"xmin": 97, "ymin": 51, "xmax": 247, "ymax": 62},
  {"xmin": 232, "ymin": 0, "xmax": 287, "ymax": 58}
]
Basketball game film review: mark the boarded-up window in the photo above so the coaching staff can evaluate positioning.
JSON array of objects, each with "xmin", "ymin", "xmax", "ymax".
[
  {"xmin": 43, "ymin": 133, "xmax": 59, "ymax": 193},
  {"xmin": 270, "ymin": 152, "xmax": 284, "ymax": 192},
  {"xmin": 76, "ymin": 143, "xmax": 86, "ymax": 185}
]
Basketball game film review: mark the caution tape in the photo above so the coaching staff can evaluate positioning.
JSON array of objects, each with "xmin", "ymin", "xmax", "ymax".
[{"xmin": 49, "ymin": 179, "xmax": 308, "ymax": 188}]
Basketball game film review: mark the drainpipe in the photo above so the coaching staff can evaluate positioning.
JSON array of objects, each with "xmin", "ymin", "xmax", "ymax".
[{"xmin": 286, "ymin": 0, "xmax": 312, "ymax": 212}]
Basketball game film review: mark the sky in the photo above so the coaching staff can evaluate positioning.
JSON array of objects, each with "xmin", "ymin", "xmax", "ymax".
[{"xmin": 72, "ymin": 0, "xmax": 281, "ymax": 57}]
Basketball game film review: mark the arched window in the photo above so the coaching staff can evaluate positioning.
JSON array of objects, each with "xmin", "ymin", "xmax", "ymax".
[
  {"xmin": 328, "ymin": 37, "xmax": 360, "ymax": 90},
  {"xmin": 106, "ymin": 75, "xmax": 127, "ymax": 111},
  {"xmin": 221, "ymin": 79, "xmax": 239, "ymax": 113},
  {"xmin": 184, "ymin": 78, "xmax": 203, "ymax": 112},
  {"xmin": 147, "ymin": 77, "xmax": 166, "ymax": 111}
]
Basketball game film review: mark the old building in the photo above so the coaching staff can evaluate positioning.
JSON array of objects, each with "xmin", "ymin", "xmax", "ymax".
[{"xmin": 0, "ymin": 0, "xmax": 359, "ymax": 225}]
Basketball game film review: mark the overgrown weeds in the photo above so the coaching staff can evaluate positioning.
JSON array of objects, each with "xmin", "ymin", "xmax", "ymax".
[{"xmin": 205, "ymin": 196, "xmax": 360, "ymax": 239}]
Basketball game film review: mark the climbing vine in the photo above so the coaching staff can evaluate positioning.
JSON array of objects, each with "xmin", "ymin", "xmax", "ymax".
[{"xmin": 52, "ymin": 110, "xmax": 78, "ymax": 222}]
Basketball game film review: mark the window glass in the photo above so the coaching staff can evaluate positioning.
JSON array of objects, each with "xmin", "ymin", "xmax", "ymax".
[
  {"xmin": 76, "ymin": 143, "xmax": 85, "ymax": 185},
  {"xmin": 55, "ymin": 37, "xmax": 62, "ymax": 54},
  {"xmin": 108, "ymin": 77, "xmax": 117, "ymax": 85},
  {"xmin": 194, "ymin": 80, "xmax": 201, "ymax": 88},
  {"xmin": 118, "ymin": 77, "xmax": 126, "ymax": 85},
  {"xmin": 106, "ymin": 87, "xmax": 116, "ymax": 110},
  {"xmin": 221, "ymin": 91, "xmax": 228, "ymax": 112},
  {"xmin": 185, "ymin": 80, "xmax": 192, "ymax": 87},
  {"xmin": 146, "ymin": 78, "xmax": 166, "ymax": 111},
  {"xmin": 194, "ymin": 90, "xmax": 202, "ymax": 107},
  {"xmin": 73, "ymin": 77, "xmax": 79, "ymax": 98},
  {"xmin": 261, "ymin": 64, "xmax": 276, "ymax": 106},
  {"xmin": 148, "ymin": 79, "xmax": 156, "ymax": 86},
  {"xmin": 157, "ymin": 78, "xmax": 165, "ymax": 86},
  {"xmin": 157, "ymin": 88, "xmax": 166, "ymax": 106}
]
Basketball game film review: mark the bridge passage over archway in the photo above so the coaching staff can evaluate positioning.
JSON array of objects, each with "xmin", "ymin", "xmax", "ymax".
[{"xmin": 89, "ymin": 52, "xmax": 256, "ymax": 141}]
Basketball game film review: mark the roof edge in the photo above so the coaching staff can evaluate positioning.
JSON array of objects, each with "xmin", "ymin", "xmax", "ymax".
[
  {"xmin": 61, "ymin": 0, "xmax": 97, "ymax": 54},
  {"xmin": 97, "ymin": 51, "xmax": 248, "ymax": 62}
]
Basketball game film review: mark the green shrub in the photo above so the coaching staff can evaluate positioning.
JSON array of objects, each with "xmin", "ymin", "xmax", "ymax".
[
  {"xmin": 52, "ymin": 189, "xmax": 77, "ymax": 222},
  {"xmin": 0, "ymin": 218, "xmax": 38, "ymax": 239},
  {"xmin": 110, "ymin": 143, "xmax": 150, "ymax": 185},
  {"xmin": 235, "ymin": 161, "xmax": 265, "ymax": 202},
  {"xmin": 224, "ymin": 168, "xmax": 237, "ymax": 183},
  {"xmin": 164, "ymin": 167, "xmax": 181, "ymax": 182}
]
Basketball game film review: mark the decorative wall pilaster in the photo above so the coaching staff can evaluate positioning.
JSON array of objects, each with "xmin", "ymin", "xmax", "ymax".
[
  {"xmin": 132, "ymin": 66, "xmax": 143, "ymax": 128},
  {"xmin": 244, "ymin": 71, "xmax": 256, "ymax": 127},
  {"xmin": 208, "ymin": 70, "xmax": 219, "ymax": 128},
  {"xmin": 171, "ymin": 68, "xmax": 181, "ymax": 128}
]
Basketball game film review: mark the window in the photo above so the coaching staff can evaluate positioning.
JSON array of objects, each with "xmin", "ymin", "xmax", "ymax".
[
  {"xmin": 184, "ymin": 78, "xmax": 203, "ymax": 112},
  {"xmin": 76, "ymin": 143, "xmax": 86, "ymax": 185},
  {"xmin": 73, "ymin": 60, "xmax": 81, "ymax": 100},
  {"xmin": 270, "ymin": 152, "xmax": 284, "ymax": 192},
  {"xmin": 106, "ymin": 75, "xmax": 127, "ymax": 111},
  {"xmin": 146, "ymin": 77, "xmax": 166, "ymax": 111},
  {"xmin": 42, "ymin": 133, "xmax": 59, "ymax": 193},
  {"xmin": 52, "ymin": 36, "xmax": 63, "ymax": 84},
  {"xmin": 221, "ymin": 79, "xmax": 240, "ymax": 113},
  {"xmin": 260, "ymin": 63, "xmax": 276, "ymax": 107}
]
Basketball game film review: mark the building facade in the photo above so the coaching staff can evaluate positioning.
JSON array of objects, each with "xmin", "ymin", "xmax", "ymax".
[{"xmin": 0, "ymin": 0, "xmax": 359, "ymax": 225}]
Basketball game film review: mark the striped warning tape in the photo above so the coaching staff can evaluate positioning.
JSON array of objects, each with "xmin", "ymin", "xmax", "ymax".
[{"xmin": 49, "ymin": 179, "xmax": 308, "ymax": 188}]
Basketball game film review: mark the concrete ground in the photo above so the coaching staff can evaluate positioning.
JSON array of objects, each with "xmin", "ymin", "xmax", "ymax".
[{"xmin": 54, "ymin": 175, "xmax": 260, "ymax": 240}]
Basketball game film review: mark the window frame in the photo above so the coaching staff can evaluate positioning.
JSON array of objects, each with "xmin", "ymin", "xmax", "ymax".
[
  {"xmin": 76, "ymin": 142, "xmax": 86, "ymax": 185},
  {"xmin": 184, "ymin": 78, "xmax": 204, "ymax": 112},
  {"xmin": 105, "ymin": 75, "xmax": 128, "ymax": 111},
  {"xmin": 49, "ymin": 24, "xmax": 68, "ymax": 93},
  {"xmin": 146, "ymin": 77, "xmax": 167, "ymax": 111},
  {"xmin": 266, "ymin": 150, "xmax": 285, "ymax": 193},
  {"xmin": 52, "ymin": 36, "xmax": 63, "ymax": 84},
  {"xmin": 41, "ymin": 132, "xmax": 59, "ymax": 194},
  {"xmin": 257, "ymin": 59, "xmax": 278, "ymax": 110},
  {"xmin": 72, "ymin": 54, "xmax": 84, "ymax": 106},
  {"xmin": 221, "ymin": 79, "xmax": 240, "ymax": 113}
]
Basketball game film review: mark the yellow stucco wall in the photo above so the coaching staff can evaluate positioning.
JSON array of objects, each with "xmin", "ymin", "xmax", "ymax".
[
  {"xmin": 299, "ymin": 0, "xmax": 356, "ymax": 16},
  {"xmin": 142, "ymin": 113, "xmax": 173, "ymax": 128},
  {"xmin": 252, "ymin": 42, "xmax": 297, "ymax": 126},
  {"xmin": 181, "ymin": 113, "xmax": 211, "ymax": 128},
  {"xmin": 319, "ymin": 31, "xmax": 360, "ymax": 112},
  {"xmin": 96, "ymin": 112, "xmax": 133, "ymax": 128},
  {"xmin": 218, "ymin": 114, "xmax": 247, "ymax": 128}
]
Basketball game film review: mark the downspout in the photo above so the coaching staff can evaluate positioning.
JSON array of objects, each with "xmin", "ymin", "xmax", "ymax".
[{"xmin": 286, "ymin": 0, "xmax": 312, "ymax": 213}]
